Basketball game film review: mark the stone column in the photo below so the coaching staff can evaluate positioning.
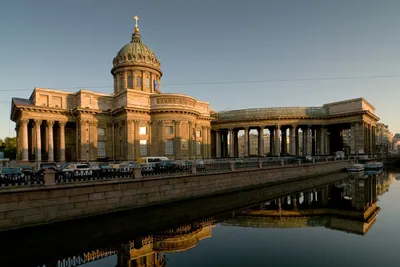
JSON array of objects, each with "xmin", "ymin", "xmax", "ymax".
[
  {"xmin": 216, "ymin": 131, "xmax": 221, "ymax": 158},
  {"xmin": 79, "ymin": 120, "xmax": 89, "ymax": 161},
  {"xmin": 146, "ymin": 121, "xmax": 151, "ymax": 157},
  {"xmin": 89, "ymin": 121, "xmax": 98, "ymax": 161},
  {"xmin": 20, "ymin": 119, "xmax": 29, "ymax": 161},
  {"xmin": 307, "ymin": 126, "xmax": 312, "ymax": 155},
  {"xmin": 258, "ymin": 127, "xmax": 265, "ymax": 157},
  {"xmin": 34, "ymin": 119, "xmax": 42, "ymax": 162},
  {"xmin": 202, "ymin": 126, "xmax": 207, "ymax": 158},
  {"xmin": 369, "ymin": 125, "xmax": 373, "ymax": 155},
  {"xmin": 244, "ymin": 127, "xmax": 249, "ymax": 157},
  {"xmin": 302, "ymin": 127, "xmax": 307, "ymax": 156},
  {"xmin": 126, "ymin": 120, "xmax": 134, "ymax": 160},
  {"xmin": 59, "ymin": 121, "xmax": 66, "ymax": 162},
  {"xmin": 290, "ymin": 126, "xmax": 296, "ymax": 156},
  {"xmin": 174, "ymin": 120, "xmax": 182, "ymax": 159},
  {"xmin": 226, "ymin": 128, "xmax": 233, "ymax": 158},
  {"xmin": 188, "ymin": 121, "xmax": 194, "ymax": 159},
  {"xmin": 274, "ymin": 125, "xmax": 280, "ymax": 156},
  {"xmin": 47, "ymin": 120, "xmax": 54, "ymax": 162},
  {"xmin": 44, "ymin": 124, "xmax": 49, "ymax": 158},
  {"xmin": 134, "ymin": 120, "xmax": 140, "ymax": 159}
]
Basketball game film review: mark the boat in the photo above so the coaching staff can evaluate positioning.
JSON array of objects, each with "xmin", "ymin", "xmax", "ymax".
[
  {"xmin": 364, "ymin": 161, "xmax": 384, "ymax": 170},
  {"xmin": 346, "ymin": 163, "xmax": 365, "ymax": 172}
]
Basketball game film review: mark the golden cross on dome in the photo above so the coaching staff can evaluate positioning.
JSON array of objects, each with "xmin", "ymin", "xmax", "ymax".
[{"xmin": 134, "ymin": 15, "xmax": 139, "ymax": 28}]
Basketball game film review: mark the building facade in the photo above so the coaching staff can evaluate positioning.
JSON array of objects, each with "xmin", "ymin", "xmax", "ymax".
[{"xmin": 11, "ymin": 22, "xmax": 212, "ymax": 162}]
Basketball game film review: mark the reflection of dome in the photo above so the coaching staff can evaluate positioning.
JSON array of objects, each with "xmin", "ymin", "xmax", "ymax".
[{"xmin": 111, "ymin": 27, "xmax": 161, "ymax": 74}]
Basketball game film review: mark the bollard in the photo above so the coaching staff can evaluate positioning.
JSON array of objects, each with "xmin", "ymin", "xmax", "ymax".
[
  {"xmin": 312, "ymin": 158, "xmax": 316, "ymax": 164},
  {"xmin": 325, "ymin": 157, "xmax": 328, "ymax": 162},
  {"xmin": 258, "ymin": 159, "xmax": 263, "ymax": 169},
  {"xmin": 280, "ymin": 160, "xmax": 284, "ymax": 166},
  {"xmin": 43, "ymin": 169, "xmax": 56, "ymax": 186},
  {"xmin": 191, "ymin": 164, "xmax": 197, "ymax": 174},
  {"xmin": 298, "ymin": 159, "xmax": 302, "ymax": 165},
  {"xmin": 133, "ymin": 167, "xmax": 142, "ymax": 179},
  {"xmin": 230, "ymin": 161, "xmax": 235, "ymax": 171}
]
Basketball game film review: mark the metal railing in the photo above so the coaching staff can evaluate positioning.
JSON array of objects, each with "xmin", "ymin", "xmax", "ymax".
[{"xmin": 0, "ymin": 157, "xmax": 353, "ymax": 188}]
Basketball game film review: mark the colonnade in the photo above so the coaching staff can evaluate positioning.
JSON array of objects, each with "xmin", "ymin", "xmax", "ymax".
[
  {"xmin": 213, "ymin": 125, "xmax": 330, "ymax": 158},
  {"xmin": 16, "ymin": 119, "xmax": 66, "ymax": 162},
  {"xmin": 212, "ymin": 121, "xmax": 377, "ymax": 158}
]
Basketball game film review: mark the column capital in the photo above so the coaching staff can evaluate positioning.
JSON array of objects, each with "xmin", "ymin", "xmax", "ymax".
[
  {"xmin": 19, "ymin": 118, "xmax": 29, "ymax": 125},
  {"xmin": 173, "ymin": 120, "xmax": 181, "ymax": 125},
  {"xmin": 275, "ymin": 124, "xmax": 280, "ymax": 129},
  {"xmin": 133, "ymin": 120, "xmax": 141, "ymax": 125},
  {"xmin": 33, "ymin": 119, "xmax": 42, "ymax": 127},
  {"xmin": 127, "ymin": 119, "xmax": 134, "ymax": 124},
  {"xmin": 46, "ymin": 120, "xmax": 55, "ymax": 127},
  {"xmin": 89, "ymin": 120, "xmax": 98, "ymax": 126},
  {"xmin": 78, "ymin": 119, "xmax": 89, "ymax": 125},
  {"xmin": 228, "ymin": 128, "xmax": 234, "ymax": 131},
  {"xmin": 58, "ymin": 121, "xmax": 67, "ymax": 127},
  {"xmin": 259, "ymin": 126, "xmax": 265, "ymax": 130}
]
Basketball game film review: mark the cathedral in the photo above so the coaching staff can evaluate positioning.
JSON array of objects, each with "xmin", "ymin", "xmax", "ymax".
[{"xmin": 11, "ymin": 18, "xmax": 212, "ymax": 162}]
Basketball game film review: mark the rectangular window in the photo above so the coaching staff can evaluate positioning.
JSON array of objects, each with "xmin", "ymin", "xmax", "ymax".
[
  {"xmin": 97, "ymin": 141, "xmax": 106, "ymax": 157},
  {"xmin": 136, "ymin": 76, "xmax": 143, "ymax": 87},
  {"xmin": 144, "ymin": 76, "xmax": 149, "ymax": 87},
  {"xmin": 165, "ymin": 126, "xmax": 173, "ymax": 135},
  {"xmin": 98, "ymin": 128, "xmax": 105, "ymax": 136},
  {"xmin": 119, "ymin": 75, "xmax": 124, "ymax": 91},
  {"xmin": 165, "ymin": 139, "xmax": 174, "ymax": 155},
  {"xmin": 154, "ymin": 80, "xmax": 159, "ymax": 90},
  {"xmin": 139, "ymin": 126, "xmax": 147, "ymax": 135},
  {"xmin": 127, "ymin": 74, "xmax": 133, "ymax": 88},
  {"xmin": 196, "ymin": 141, "xmax": 201, "ymax": 155},
  {"xmin": 196, "ymin": 130, "xmax": 201, "ymax": 138},
  {"xmin": 140, "ymin": 140, "xmax": 147, "ymax": 156}
]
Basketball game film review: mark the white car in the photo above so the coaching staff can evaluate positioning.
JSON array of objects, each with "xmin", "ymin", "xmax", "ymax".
[{"xmin": 62, "ymin": 163, "xmax": 92, "ymax": 176}]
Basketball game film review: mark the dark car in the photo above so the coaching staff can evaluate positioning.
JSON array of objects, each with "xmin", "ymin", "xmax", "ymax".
[
  {"xmin": 20, "ymin": 165, "xmax": 34, "ymax": 174},
  {"xmin": 153, "ymin": 160, "xmax": 177, "ymax": 173},
  {"xmin": 39, "ymin": 162, "xmax": 59, "ymax": 172},
  {"xmin": 1, "ymin": 167, "xmax": 24, "ymax": 181}
]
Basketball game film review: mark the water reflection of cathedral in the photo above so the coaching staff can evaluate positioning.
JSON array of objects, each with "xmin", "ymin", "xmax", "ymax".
[
  {"xmin": 224, "ymin": 172, "xmax": 391, "ymax": 236},
  {"xmin": 116, "ymin": 219, "xmax": 216, "ymax": 267}
]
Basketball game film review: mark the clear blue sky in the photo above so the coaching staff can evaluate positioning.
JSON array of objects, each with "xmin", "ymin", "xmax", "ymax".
[{"xmin": 1, "ymin": 0, "xmax": 399, "ymax": 138}]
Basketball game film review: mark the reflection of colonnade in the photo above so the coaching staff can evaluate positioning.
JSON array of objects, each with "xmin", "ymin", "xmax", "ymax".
[
  {"xmin": 225, "ymin": 173, "xmax": 383, "ymax": 235},
  {"xmin": 212, "ymin": 122, "xmax": 377, "ymax": 158}
]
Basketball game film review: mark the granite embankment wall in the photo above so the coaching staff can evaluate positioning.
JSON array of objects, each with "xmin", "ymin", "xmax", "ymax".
[{"xmin": 0, "ymin": 160, "xmax": 351, "ymax": 231}]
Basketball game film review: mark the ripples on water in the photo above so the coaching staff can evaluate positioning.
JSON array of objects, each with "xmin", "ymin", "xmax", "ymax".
[{"xmin": 1, "ymin": 171, "xmax": 400, "ymax": 267}]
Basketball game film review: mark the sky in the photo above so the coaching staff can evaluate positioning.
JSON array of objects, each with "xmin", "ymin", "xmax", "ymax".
[{"xmin": 0, "ymin": 0, "xmax": 400, "ymax": 138}]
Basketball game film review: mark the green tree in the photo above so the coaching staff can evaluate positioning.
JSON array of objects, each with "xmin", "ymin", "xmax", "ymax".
[{"xmin": 1, "ymin": 137, "xmax": 16, "ymax": 159}]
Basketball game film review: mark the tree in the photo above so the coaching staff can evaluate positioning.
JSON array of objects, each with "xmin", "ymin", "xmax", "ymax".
[{"xmin": 1, "ymin": 137, "xmax": 16, "ymax": 159}]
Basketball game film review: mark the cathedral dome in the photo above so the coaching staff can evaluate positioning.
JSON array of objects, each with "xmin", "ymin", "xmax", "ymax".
[{"xmin": 111, "ymin": 23, "xmax": 161, "ymax": 75}]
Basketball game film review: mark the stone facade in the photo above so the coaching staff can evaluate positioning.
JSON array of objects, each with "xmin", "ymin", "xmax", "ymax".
[{"xmin": 11, "ymin": 23, "xmax": 211, "ymax": 162}]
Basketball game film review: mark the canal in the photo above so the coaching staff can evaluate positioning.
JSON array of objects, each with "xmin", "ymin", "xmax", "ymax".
[{"xmin": 1, "ymin": 171, "xmax": 399, "ymax": 267}]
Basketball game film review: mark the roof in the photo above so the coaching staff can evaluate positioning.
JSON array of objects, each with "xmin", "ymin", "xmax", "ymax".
[{"xmin": 12, "ymin": 98, "xmax": 34, "ymax": 106}]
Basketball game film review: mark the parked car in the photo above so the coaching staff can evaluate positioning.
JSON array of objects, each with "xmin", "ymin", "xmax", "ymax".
[
  {"xmin": 62, "ymin": 163, "xmax": 92, "ymax": 176},
  {"xmin": 153, "ymin": 160, "xmax": 177, "ymax": 173},
  {"xmin": 20, "ymin": 165, "xmax": 34, "ymax": 175},
  {"xmin": 0, "ymin": 167, "xmax": 24, "ymax": 180},
  {"xmin": 39, "ymin": 162, "xmax": 59, "ymax": 172}
]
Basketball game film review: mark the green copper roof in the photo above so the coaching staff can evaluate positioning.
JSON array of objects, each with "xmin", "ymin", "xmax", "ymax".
[{"xmin": 112, "ymin": 27, "xmax": 161, "ymax": 71}]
